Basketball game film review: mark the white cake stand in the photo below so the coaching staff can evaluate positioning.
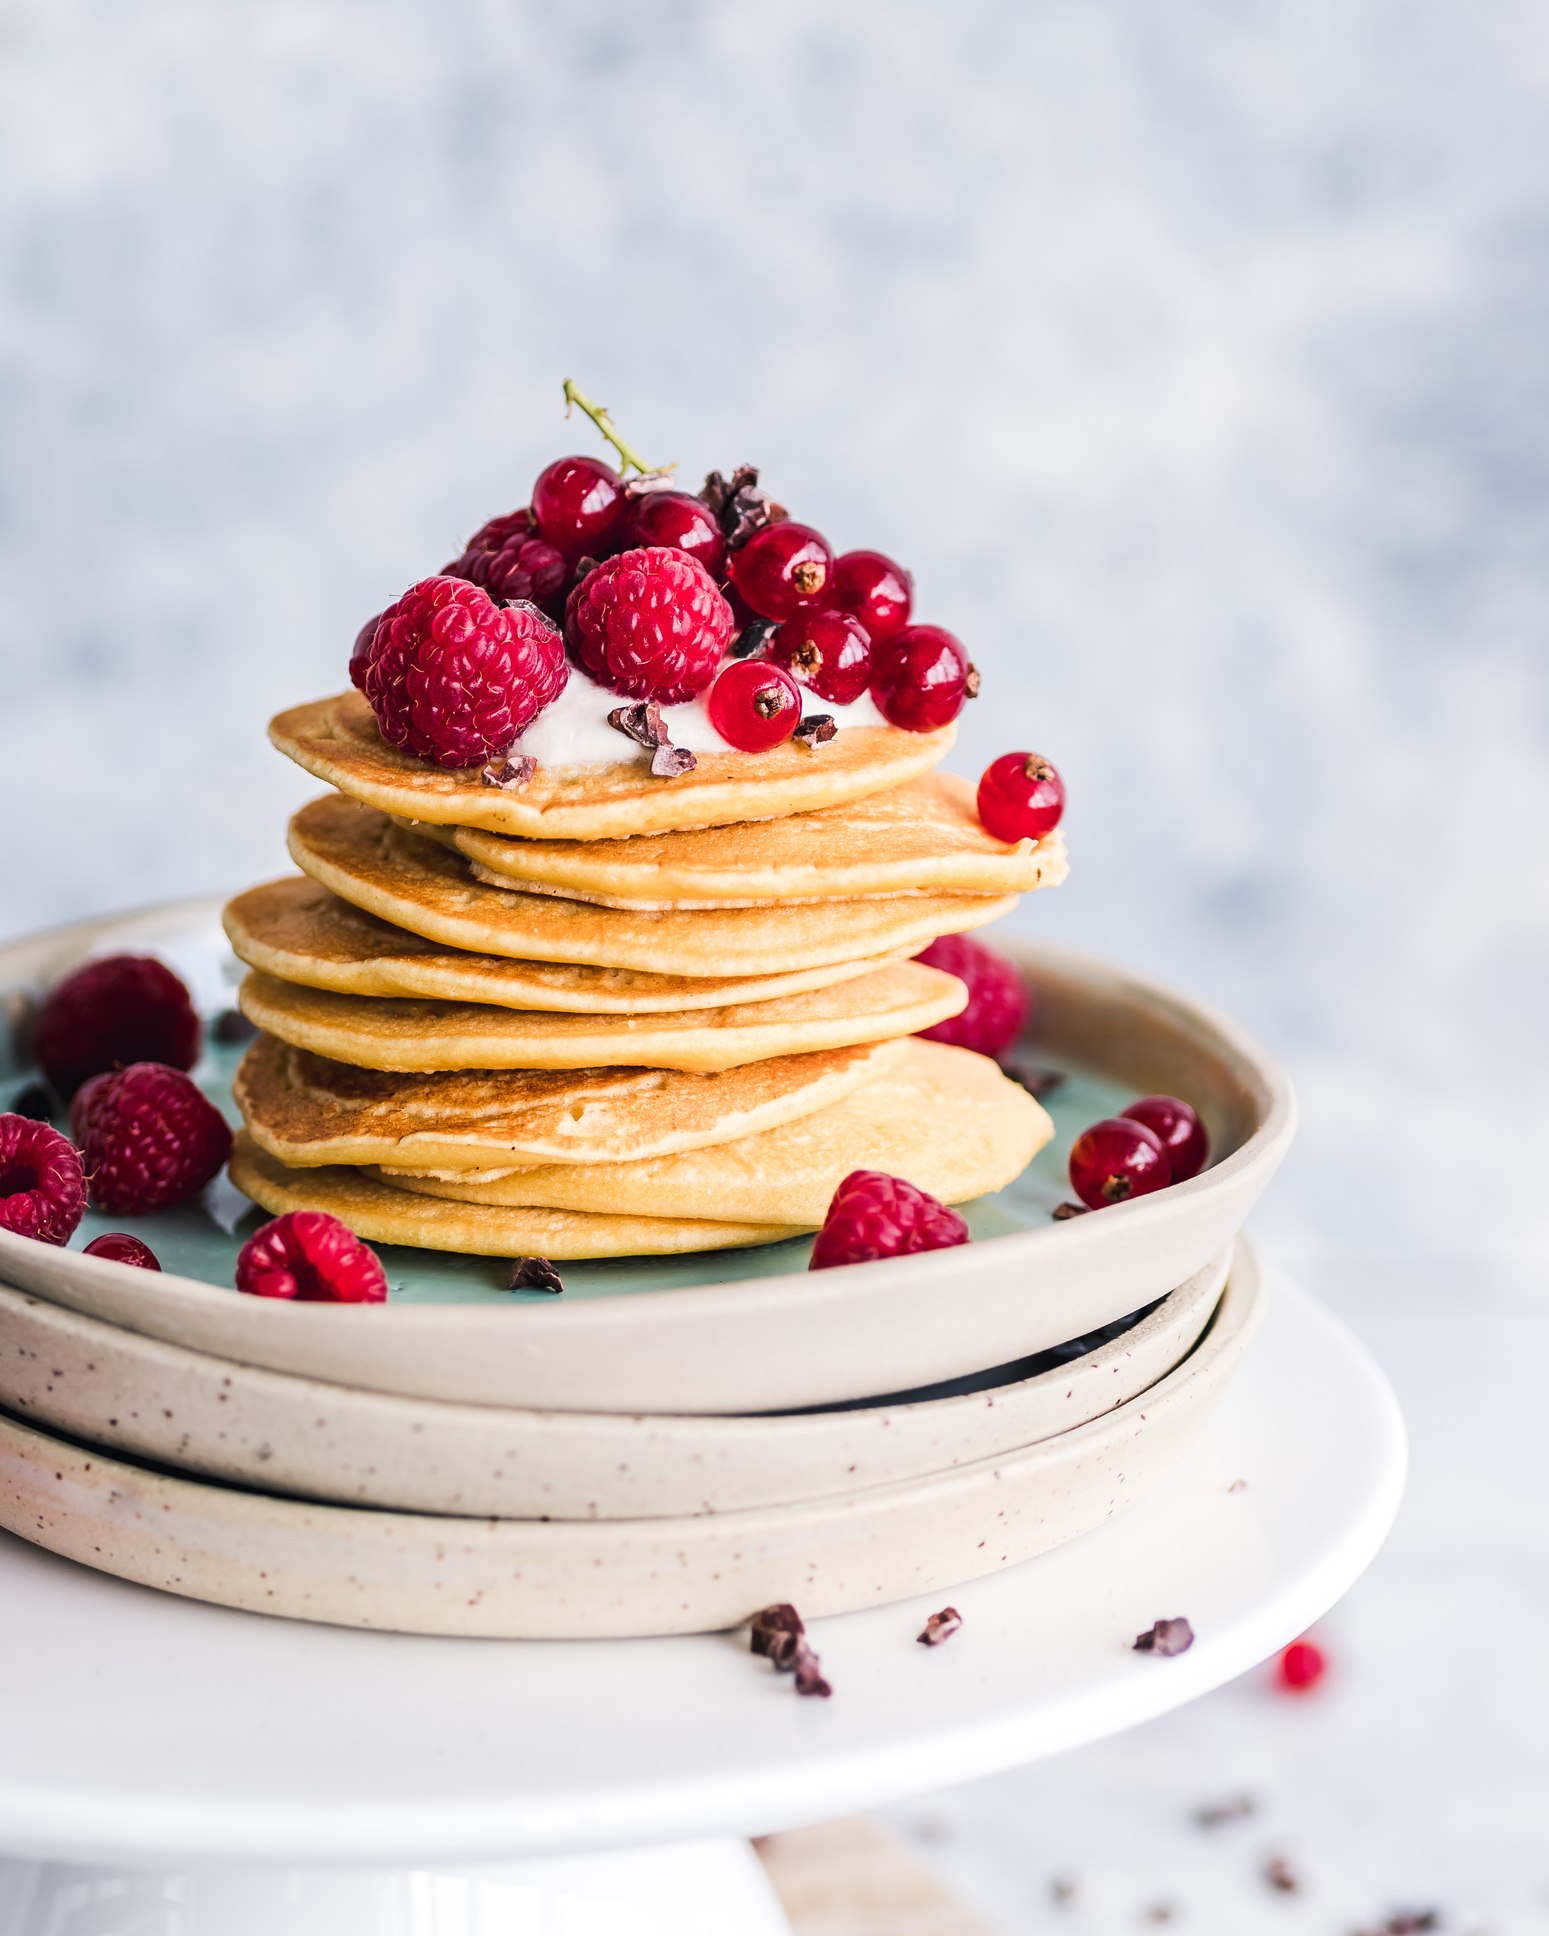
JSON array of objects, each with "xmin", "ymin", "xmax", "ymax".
[{"xmin": 0, "ymin": 1270, "xmax": 1403, "ymax": 1935}]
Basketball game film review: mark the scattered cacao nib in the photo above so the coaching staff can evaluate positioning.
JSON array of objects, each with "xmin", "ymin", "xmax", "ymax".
[
  {"xmin": 964, "ymin": 663, "xmax": 981, "ymax": 698},
  {"xmin": 572, "ymin": 555, "xmax": 603, "ymax": 581},
  {"xmin": 1051, "ymin": 1201, "xmax": 1090, "ymax": 1221},
  {"xmin": 1356, "ymin": 1915, "xmax": 1441, "ymax": 1936},
  {"xmin": 917, "ymin": 1606, "xmax": 962, "ymax": 1646},
  {"xmin": 211, "ymin": 1008, "xmax": 259, "ymax": 1045},
  {"xmin": 699, "ymin": 465, "xmax": 785, "ymax": 549},
  {"xmin": 608, "ymin": 702, "xmax": 667, "ymax": 749},
  {"xmin": 731, "ymin": 617, "xmax": 780, "ymax": 659},
  {"xmin": 508, "ymin": 1256, "xmax": 563, "ymax": 1294},
  {"xmin": 1050, "ymin": 1876, "xmax": 1079, "ymax": 1908},
  {"xmin": 7, "ymin": 1080, "xmax": 55, "ymax": 1121},
  {"xmin": 500, "ymin": 596, "xmax": 558, "ymax": 631},
  {"xmin": 999, "ymin": 1058, "xmax": 1066, "ymax": 1099},
  {"xmin": 651, "ymin": 744, "xmax": 698, "ymax": 778},
  {"xmin": 1228, "ymin": 1478, "xmax": 1249, "ymax": 1494},
  {"xmin": 1134, "ymin": 1616, "xmax": 1194, "ymax": 1657},
  {"xmin": 1264, "ymin": 1856, "xmax": 1299, "ymax": 1895},
  {"xmin": 792, "ymin": 714, "xmax": 837, "ymax": 749},
  {"xmin": 1145, "ymin": 1904, "xmax": 1177, "ymax": 1924},
  {"xmin": 1194, "ymin": 1793, "xmax": 1257, "ymax": 1830},
  {"xmin": 482, "ymin": 755, "xmax": 537, "ymax": 791},
  {"xmin": 622, "ymin": 469, "xmax": 678, "ymax": 498},
  {"xmin": 793, "ymin": 1649, "xmax": 832, "ymax": 1698},
  {"xmin": 749, "ymin": 1602, "xmax": 805, "ymax": 1669}
]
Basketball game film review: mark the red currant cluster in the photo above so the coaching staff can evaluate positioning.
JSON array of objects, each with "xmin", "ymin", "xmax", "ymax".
[{"xmin": 1066, "ymin": 1097, "xmax": 1210, "ymax": 1211}]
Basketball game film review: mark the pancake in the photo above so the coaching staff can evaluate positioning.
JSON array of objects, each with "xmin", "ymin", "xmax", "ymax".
[
  {"xmin": 229, "ymin": 1134, "xmax": 800, "ymax": 1259},
  {"xmin": 378, "ymin": 1039, "xmax": 1051, "ymax": 1226},
  {"xmin": 271, "ymin": 690, "xmax": 956, "ymax": 842},
  {"xmin": 224, "ymin": 877, "xmax": 910, "ymax": 1014},
  {"xmin": 236, "ymin": 962, "xmax": 967, "ymax": 1074},
  {"xmin": 415, "ymin": 770, "xmax": 1064, "ymax": 909},
  {"xmin": 233, "ymin": 1032, "xmax": 906, "ymax": 1172},
  {"xmin": 289, "ymin": 794, "xmax": 1019, "ymax": 977}
]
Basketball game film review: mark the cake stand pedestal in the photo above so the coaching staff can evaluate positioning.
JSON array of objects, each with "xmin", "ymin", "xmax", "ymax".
[{"xmin": 0, "ymin": 1272, "xmax": 1404, "ymax": 1935}]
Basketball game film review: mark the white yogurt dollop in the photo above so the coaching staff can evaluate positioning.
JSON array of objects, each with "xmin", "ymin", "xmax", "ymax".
[{"xmin": 511, "ymin": 663, "xmax": 890, "ymax": 771}]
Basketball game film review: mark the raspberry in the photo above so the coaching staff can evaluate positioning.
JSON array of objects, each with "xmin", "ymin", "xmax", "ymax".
[
  {"xmin": 564, "ymin": 547, "xmax": 733, "ymax": 704},
  {"xmin": 914, "ymin": 934, "xmax": 1030, "ymax": 1058},
  {"xmin": 71, "ymin": 1064, "xmax": 232, "ymax": 1216},
  {"xmin": 83, "ymin": 1231, "xmax": 161, "ymax": 1270},
  {"xmin": 34, "ymin": 954, "xmax": 202, "ymax": 1100},
  {"xmin": 446, "ymin": 509, "xmax": 567, "ymax": 613},
  {"xmin": 0, "ymin": 1115, "xmax": 86, "ymax": 1245},
  {"xmin": 809, "ymin": 1169, "xmax": 970, "ymax": 1271},
  {"xmin": 362, "ymin": 576, "xmax": 568, "ymax": 769},
  {"xmin": 235, "ymin": 1210, "xmax": 388, "ymax": 1303}
]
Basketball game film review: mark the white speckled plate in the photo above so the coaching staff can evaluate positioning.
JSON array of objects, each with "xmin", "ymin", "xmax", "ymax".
[
  {"xmin": 0, "ymin": 1240, "xmax": 1265, "ymax": 1637},
  {"xmin": 0, "ymin": 1248, "xmax": 1228, "ymax": 1519}
]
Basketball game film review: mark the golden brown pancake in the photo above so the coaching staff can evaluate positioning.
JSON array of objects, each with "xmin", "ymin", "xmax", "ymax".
[
  {"xmin": 233, "ymin": 1032, "xmax": 906, "ymax": 1171},
  {"xmin": 379, "ymin": 1039, "xmax": 1050, "ymax": 1226},
  {"xmin": 288, "ymin": 794, "xmax": 1019, "ymax": 977},
  {"xmin": 270, "ymin": 690, "xmax": 955, "ymax": 841},
  {"xmin": 224, "ymin": 877, "xmax": 911, "ymax": 1014},
  {"xmin": 236, "ymin": 962, "xmax": 966, "ymax": 1074},
  {"xmin": 229, "ymin": 1134, "xmax": 800, "ymax": 1258}
]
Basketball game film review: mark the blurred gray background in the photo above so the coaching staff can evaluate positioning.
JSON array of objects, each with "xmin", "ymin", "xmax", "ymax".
[{"xmin": 3, "ymin": 2, "xmax": 1548, "ymax": 1926}]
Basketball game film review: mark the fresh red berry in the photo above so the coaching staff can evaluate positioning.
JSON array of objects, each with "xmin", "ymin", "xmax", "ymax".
[
  {"xmin": 235, "ymin": 1210, "xmax": 388, "ymax": 1303},
  {"xmin": 362, "ymin": 576, "xmax": 568, "ymax": 769},
  {"xmin": 1068, "ymin": 1118, "xmax": 1172, "ymax": 1210},
  {"xmin": 71, "ymin": 1064, "xmax": 233, "ymax": 1217},
  {"xmin": 349, "ymin": 611, "xmax": 384, "ymax": 692},
  {"xmin": 531, "ymin": 454, "xmax": 627, "ymax": 565},
  {"xmin": 447, "ymin": 508, "xmax": 567, "ymax": 611},
  {"xmin": 83, "ymin": 1231, "xmax": 161, "ymax": 1270},
  {"xmin": 1275, "ymin": 1638, "xmax": 1328, "ymax": 1693},
  {"xmin": 625, "ymin": 490, "xmax": 726, "ymax": 579},
  {"xmin": 706, "ymin": 659, "xmax": 802, "ymax": 753},
  {"xmin": 978, "ymin": 752, "xmax": 1066, "ymax": 843},
  {"xmin": 913, "ymin": 934, "xmax": 1030, "ymax": 1057},
  {"xmin": 34, "ymin": 955, "xmax": 202, "ymax": 1100},
  {"xmin": 870, "ymin": 624, "xmax": 978, "ymax": 733},
  {"xmin": 810, "ymin": 1169, "xmax": 970, "ymax": 1270},
  {"xmin": 565, "ymin": 547, "xmax": 732, "ymax": 704},
  {"xmin": 1121, "ymin": 1096, "xmax": 1209, "ymax": 1181},
  {"xmin": 829, "ymin": 549, "xmax": 912, "ymax": 644},
  {"xmin": 0, "ymin": 1115, "xmax": 86, "ymax": 1245},
  {"xmin": 728, "ymin": 521, "xmax": 836, "ymax": 620},
  {"xmin": 769, "ymin": 609, "xmax": 873, "ymax": 707}
]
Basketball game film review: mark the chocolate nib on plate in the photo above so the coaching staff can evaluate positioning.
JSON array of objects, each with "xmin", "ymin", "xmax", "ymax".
[
  {"xmin": 793, "ymin": 1651, "xmax": 832, "ymax": 1698},
  {"xmin": 731, "ymin": 617, "xmax": 780, "ymax": 659},
  {"xmin": 1051, "ymin": 1201, "xmax": 1090, "ymax": 1221},
  {"xmin": 749, "ymin": 1602, "xmax": 832, "ymax": 1696},
  {"xmin": 918, "ymin": 1606, "xmax": 962, "ymax": 1646},
  {"xmin": 1133, "ymin": 1616, "xmax": 1194, "ymax": 1657},
  {"xmin": 999, "ymin": 1057, "xmax": 1066, "ymax": 1099},
  {"xmin": 1264, "ymin": 1856, "xmax": 1299, "ymax": 1895},
  {"xmin": 651, "ymin": 744, "xmax": 697, "ymax": 778},
  {"xmin": 793, "ymin": 714, "xmax": 837, "ymax": 749},
  {"xmin": 700, "ymin": 465, "xmax": 788, "ymax": 550},
  {"xmin": 482, "ymin": 755, "xmax": 537, "ymax": 791},
  {"xmin": 608, "ymin": 703, "xmax": 698, "ymax": 779},
  {"xmin": 211, "ymin": 1008, "xmax": 259, "ymax": 1045},
  {"xmin": 1194, "ymin": 1793, "xmax": 1257, "ymax": 1830},
  {"xmin": 8, "ymin": 1081, "xmax": 56, "ymax": 1120},
  {"xmin": 508, "ymin": 1256, "xmax": 563, "ymax": 1295},
  {"xmin": 1357, "ymin": 1916, "xmax": 1441, "ymax": 1936}
]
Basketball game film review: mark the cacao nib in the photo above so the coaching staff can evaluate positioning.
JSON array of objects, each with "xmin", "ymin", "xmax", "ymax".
[
  {"xmin": 1051, "ymin": 1201, "xmax": 1090, "ymax": 1221},
  {"xmin": 607, "ymin": 702, "xmax": 667, "ymax": 750},
  {"xmin": 508, "ymin": 1256, "xmax": 563, "ymax": 1294},
  {"xmin": 482, "ymin": 756, "xmax": 537, "ymax": 791},
  {"xmin": 699, "ymin": 465, "xmax": 784, "ymax": 549},
  {"xmin": 793, "ymin": 1649, "xmax": 832, "ymax": 1698},
  {"xmin": 7, "ymin": 1081, "xmax": 55, "ymax": 1120},
  {"xmin": 998, "ymin": 1058, "xmax": 1066, "ymax": 1099},
  {"xmin": 1195, "ymin": 1794, "xmax": 1256, "ymax": 1829},
  {"xmin": 651, "ymin": 744, "xmax": 697, "ymax": 778},
  {"xmin": 918, "ymin": 1606, "xmax": 962, "ymax": 1646},
  {"xmin": 749, "ymin": 1602, "xmax": 805, "ymax": 1669},
  {"xmin": 792, "ymin": 714, "xmax": 837, "ymax": 749},
  {"xmin": 212, "ymin": 1009, "xmax": 259, "ymax": 1045},
  {"xmin": 1264, "ymin": 1856, "xmax": 1298, "ymax": 1894},
  {"xmin": 731, "ymin": 617, "xmax": 780, "ymax": 659},
  {"xmin": 1133, "ymin": 1616, "xmax": 1194, "ymax": 1656}
]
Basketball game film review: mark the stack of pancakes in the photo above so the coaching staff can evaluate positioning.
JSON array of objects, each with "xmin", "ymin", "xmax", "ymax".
[{"xmin": 222, "ymin": 688, "xmax": 1069, "ymax": 1261}]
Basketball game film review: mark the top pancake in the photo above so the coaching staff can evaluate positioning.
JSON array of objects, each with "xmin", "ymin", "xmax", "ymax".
[
  {"xmin": 289, "ymin": 794, "xmax": 1020, "ymax": 978},
  {"xmin": 413, "ymin": 770, "xmax": 1064, "ymax": 909},
  {"xmin": 271, "ymin": 691, "xmax": 956, "ymax": 842}
]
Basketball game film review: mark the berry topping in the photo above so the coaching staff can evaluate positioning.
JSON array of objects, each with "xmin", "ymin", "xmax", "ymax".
[
  {"xmin": 809, "ymin": 1168, "xmax": 970, "ymax": 1270},
  {"xmin": 531, "ymin": 454, "xmax": 627, "ymax": 565},
  {"xmin": 625, "ymin": 490, "xmax": 726, "ymax": 578},
  {"xmin": 728, "ymin": 521, "xmax": 836, "ymax": 621},
  {"xmin": 34, "ymin": 955, "xmax": 202, "ymax": 1100},
  {"xmin": 70, "ymin": 1064, "xmax": 233, "ymax": 1217},
  {"xmin": 912, "ymin": 933, "xmax": 1030, "ymax": 1057},
  {"xmin": 829, "ymin": 549, "xmax": 912, "ymax": 645},
  {"xmin": 362, "ymin": 576, "xmax": 568, "ymax": 769},
  {"xmin": 769, "ymin": 609, "xmax": 873, "ymax": 706},
  {"xmin": 1068, "ymin": 1118, "xmax": 1172, "ymax": 1210},
  {"xmin": 1275, "ymin": 1637, "xmax": 1328, "ymax": 1693},
  {"xmin": 565, "ymin": 547, "xmax": 732, "ymax": 704},
  {"xmin": 1121, "ymin": 1096, "xmax": 1209, "ymax": 1181},
  {"xmin": 235, "ymin": 1210, "xmax": 388, "ymax": 1303},
  {"xmin": 706, "ymin": 659, "xmax": 802, "ymax": 753},
  {"xmin": 0, "ymin": 1115, "xmax": 86, "ymax": 1245},
  {"xmin": 447, "ymin": 509, "xmax": 568, "ymax": 611},
  {"xmin": 871, "ymin": 625, "xmax": 978, "ymax": 733},
  {"xmin": 349, "ymin": 611, "xmax": 384, "ymax": 692},
  {"xmin": 83, "ymin": 1231, "xmax": 161, "ymax": 1270},
  {"xmin": 978, "ymin": 752, "xmax": 1066, "ymax": 843}
]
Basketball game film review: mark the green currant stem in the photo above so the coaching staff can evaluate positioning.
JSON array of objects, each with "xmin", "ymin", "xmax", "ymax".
[{"xmin": 562, "ymin": 379, "xmax": 670, "ymax": 478}]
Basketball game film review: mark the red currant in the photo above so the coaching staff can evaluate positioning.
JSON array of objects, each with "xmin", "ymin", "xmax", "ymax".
[
  {"xmin": 83, "ymin": 1231, "xmax": 162, "ymax": 1270},
  {"xmin": 626, "ymin": 490, "xmax": 726, "ymax": 578},
  {"xmin": 829, "ymin": 549, "xmax": 912, "ymax": 644},
  {"xmin": 706, "ymin": 659, "xmax": 803, "ymax": 753},
  {"xmin": 870, "ymin": 625, "xmax": 978, "ymax": 733},
  {"xmin": 1121, "ymin": 1096, "xmax": 1209, "ymax": 1181},
  {"xmin": 1275, "ymin": 1638, "xmax": 1328, "ymax": 1693},
  {"xmin": 531, "ymin": 455, "xmax": 627, "ymax": 564},
  {"xmin": 728, "ymin": 522, "xmax": 835, "ymax": 620},
  {"xmin": 769, "ymin": 609, "xmax": 873, "ymax": 706},
  {"xmin": 1068, "ymin": 1118, "xmax": 1172, "ymax": 1209},
  {"xmin": 977, "ymin": 752, "xmax": 1066, "ymax": 843}
]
